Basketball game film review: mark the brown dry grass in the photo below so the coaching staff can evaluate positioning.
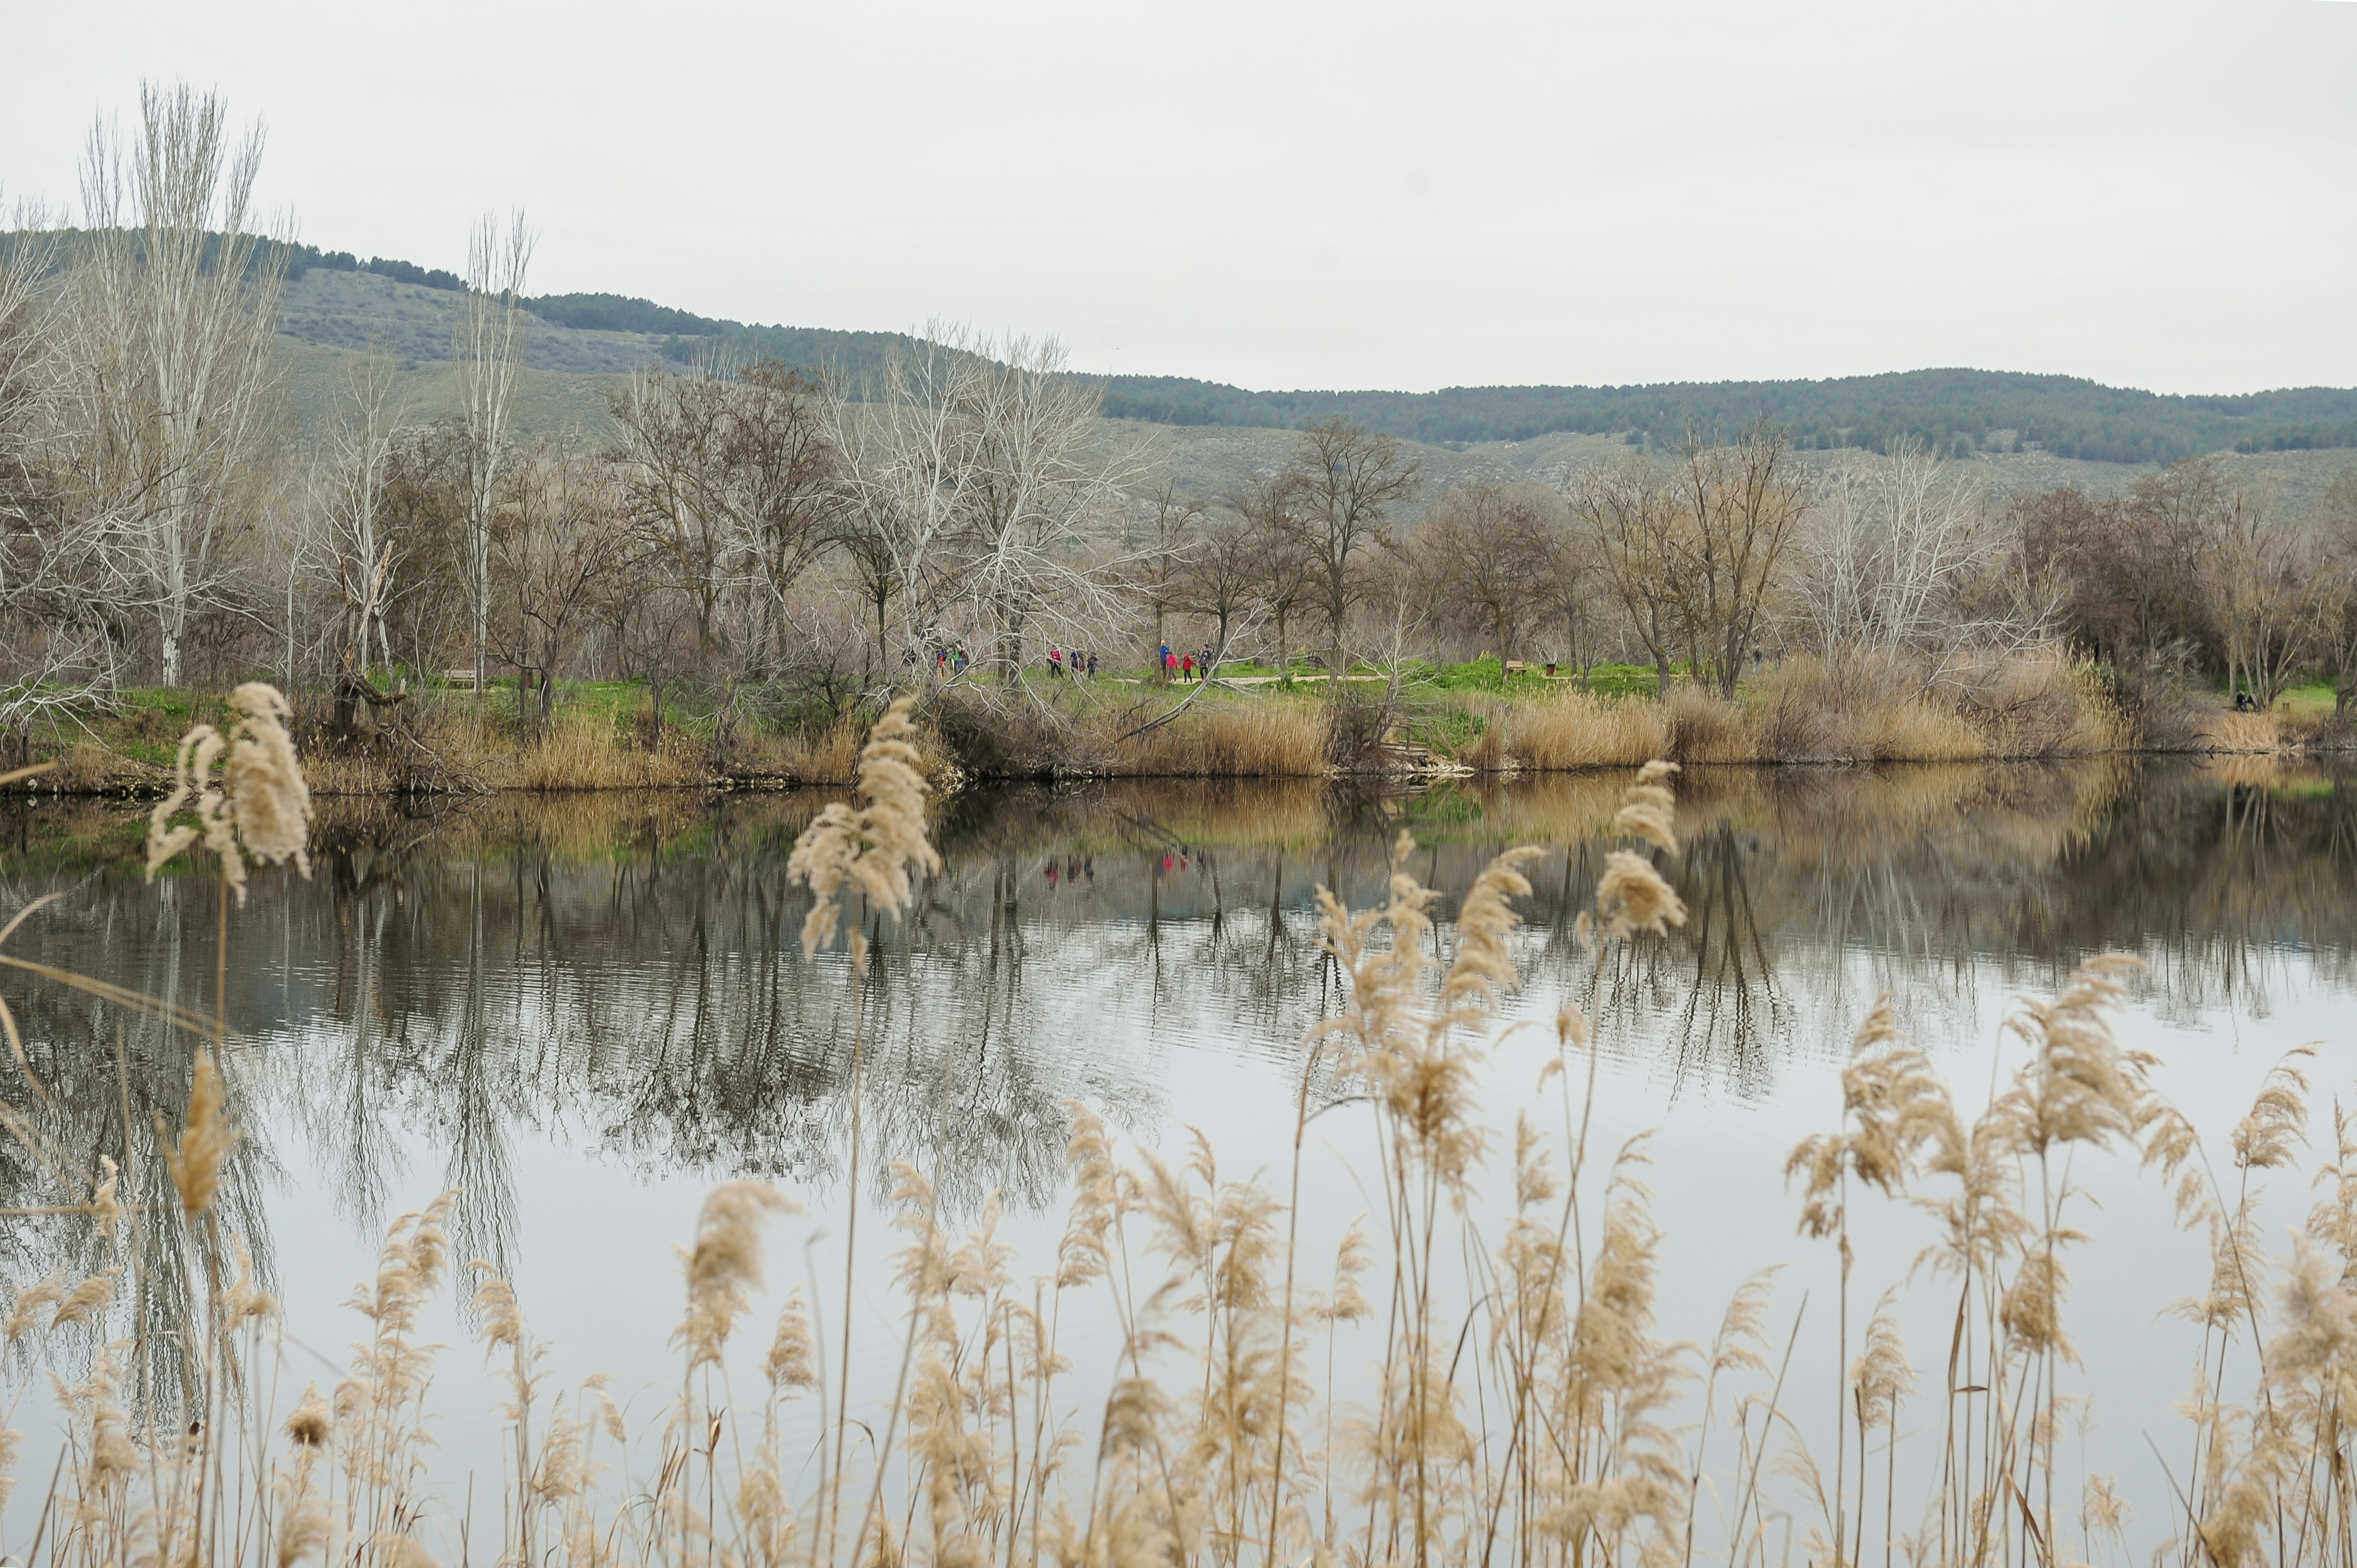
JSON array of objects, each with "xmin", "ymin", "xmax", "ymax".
[
  {"xmin": 1114, "ymin": 699, "xmax": 1329, "ymax": 777},
  {"xmin": 1488, "ymin": 657, "xmax": 2126, "ymax": 773},
  {"xmin": 61, "ymin": 740, "xmax": 110, "ymax": 791},
  {"xmin": 2196, "ymin": 711, "xmax": 2287, "ymax": 754},
  {"xmin": 1663, "ymin": 684, "xmax": 1759, "ymax": 762},
  {"xmin": 1506, "ymin": 689, "xmax": 1670, "ymax": 770},
  {"xmin": 492, "ymin": 719, "xmax": 706, "ymax": 791}
]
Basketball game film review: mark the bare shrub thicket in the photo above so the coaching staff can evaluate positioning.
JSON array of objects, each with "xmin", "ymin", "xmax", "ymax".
[{"xmin": 2019, "ymin": 455, "xmax": 2356, "ymax": 714}]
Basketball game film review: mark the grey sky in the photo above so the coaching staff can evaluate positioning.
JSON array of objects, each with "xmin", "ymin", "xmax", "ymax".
[{"xmin": 7, "ymin": 0, "xmax": 2353, "ymax": 395}]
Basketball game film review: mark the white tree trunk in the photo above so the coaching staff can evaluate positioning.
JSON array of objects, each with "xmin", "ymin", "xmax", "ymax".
[
  {"xmin": 459, "ymin": 213, "xmax": 533, "ymax": 698},
  {"xmin": 77, "ymin": 82, "xmax": 286, "ymax": 688}
]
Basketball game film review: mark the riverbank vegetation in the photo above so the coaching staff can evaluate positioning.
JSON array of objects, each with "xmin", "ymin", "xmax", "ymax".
[
  {"xmin": 1, "ymin": 704, "xmax": 2351, "ymax": 1564},
  {"xmin": 4, "ymin": 86, "xmax": 2355, "ymax": 799}
]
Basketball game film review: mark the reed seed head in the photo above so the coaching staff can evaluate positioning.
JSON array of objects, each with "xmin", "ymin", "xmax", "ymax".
[
  {"xmin": 143, "ymin": 683, "xmax": 313, "ymax": 903},
  {"xmin": 166, "ymin": 1048, "xmax": 236, "ymax": 1219},
  {"xmin": 48, "ymin": 1269, "xmax": 116, "ymax": 1333},
  {"xmin": 1612, "ymin": 761, "xmax": 1680, "ymax": 854},
  {"xmin": 2231, "ymin": 1048, "xmax": 2312, "ymax": 1172},
  {"xmin": 89, "ymin": 1154, "xmax": 122, "ymax": 1247},
  {"xmin": 1596, "ymin": 850, "xmax": 1686, "ymax": 938},
  {"xmin": 284, "ymin": 1385, "xmax": 331, "ymax": 1449},
  {"xmin": 277, "ymin": 1499, "xmax": 332, "ymax": 1568},
  {"xmin": 472, "ymin": 1263, "xmax": 524, "ymax": 1352},
  {"xmin": 1442, "ymin": 847, "xmax": 1541, "ymax": 1019},
  {"xmin": 763, "ymin": 1288, "xmax": 818, "ymax": 1392},
  {"xmin": 788, "ymin": 697, "xmax": 942, "ymax": 955},
  {"xmin": 226, "ymin": 682, "xmax": 313, "ymax": 875},
  {"xmin": 1851, "ymin": 1289, "xmax": 1916, "ymax": 1426},
  {"xmin": 673, "ymin": 1180, "xmax": 794, "ymax": 1371}
]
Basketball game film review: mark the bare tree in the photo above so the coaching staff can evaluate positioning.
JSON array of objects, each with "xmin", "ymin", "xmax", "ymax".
[
  {"xmin": 1790, "ymin": 439, "xmax": 2040, "ymax": 693},
  {"xmin": 828, "ymin": 326, "xmax": 1139, "ymax": 700},
  {"xmin": 1283, "ymin": 417, "xmax": 1421, "ymax": 678},
  {"xmin": 1416, "ymin": 482, "xmax": 1556, "ymax": 662},
  {"xmin": 75, "ymin": 82, "xmax": 287, "ymax": 687},
  {"xmin": 729, "ymin": 362, "xmax": 840, "ymax": 669},
  {"xmin": 378, "ymin": 421, "xmax": 473, "ymax": 683},
  {"xmin": 0, "ymin": 220, "xmax": 126, "ymax": 755},
  {"xmin": 459, "ymin": 212, "xmax": 533, "ymax": 699},
  {"xmin": 320, "ymin": 348, "xmax": 407, "ymax": 735},
  {"xmin": 2208, "ymin": 478, "xmax": 2325, "ymax": 710},
  {"xmin": 1229, "ymin": 467, "xmax": 1312, "ymax": 677},
  {"xmin": 1670, "ymin": 420, "xmax": 1807, "ymax": 698},
  {"xmin": 496, "ymin": 438, "xmax": 625, "ymax": 735},
  {"xmin": 2316, "ymin": 467, "xmax": 2357, "ymax": 718},
  {"xmin": 830, "ymin": 501, "xmax": 903, "ymax": 683},
  {"xmin": 1574, "ymin": 457, "xmax": 1686, "ymax": 697},
  {"xmin": 610, "ymin": 358, "xmax": 838, "ymax": 679},
  {"xmin": 1133, "ymin": 479, "xmax": 1202, "ymax": 671},
  {"xmin": 1169, "ymin": 508, "xmax": 1262, "ymax": 670},
  {"xmin": 826, "ymin": 332, "xmax": 993, "ymax": 692},
  {"xmin": 956, "ymin": 333, "xmax": 1140, "ymax": 678},
  {"xmin": 1533, "ymin": 513, "xmax": 1607, "ymax": 679},
  {"xmin": 611, "ymin": 365, "xmax": 738, "ymax": 668}
]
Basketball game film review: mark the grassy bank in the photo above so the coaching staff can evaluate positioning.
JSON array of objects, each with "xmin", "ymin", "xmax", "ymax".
[{"xmin": 7, "ymin": 654, "xmax": 2348, "ymax": 797}]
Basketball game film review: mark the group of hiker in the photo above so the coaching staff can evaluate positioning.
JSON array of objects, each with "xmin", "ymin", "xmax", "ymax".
[
  {"xmin": 1159, "ymin": 643, "xmax": 1216, "ymax": 683},
  {"xmin": 935, "ymin": 641, "xmax": 1227, "ymax": 681}
]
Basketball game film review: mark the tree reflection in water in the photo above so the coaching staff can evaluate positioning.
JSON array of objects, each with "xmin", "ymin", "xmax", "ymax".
[{"xmin": 0, "ymin": 755, "xmax": 2350, "ymax": 1400}]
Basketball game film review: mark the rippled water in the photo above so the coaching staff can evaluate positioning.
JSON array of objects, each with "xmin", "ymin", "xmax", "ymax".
[{"xmin": 1, "ymin": 757, "xmax": 2350, "ymax": 1549}]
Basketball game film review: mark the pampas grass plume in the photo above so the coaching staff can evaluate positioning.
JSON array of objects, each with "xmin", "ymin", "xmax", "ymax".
[
  {"xmin": 788, "ymin": 697, "xmax": 943, "ymax": 955},
  {"xmin": 166, "ymin": 1048, "xmax": 236, "ymax": 1219},
  {"xmin": 1612, "ymin": 760, "xmax": 1681, "ymax": 854},
  {"xmin": 227, "ymin": 682, "xmax": 313, "ymax": 874},
  {"xmin": 1596, "ymin": 852, "xmax": 1686, "ymax": 938},
  {"xmin": 675, "ymin": 1180, "xmax": 796, "ymax": 1370},
  {"xmin": 145, "ymin": 682, "xmax": 313, "ymax": 903},
  {"xmin": 764, "ymin": 1288, "xmax": 819, "ymax": 1393},
  {"xmin": 474, "ymin": 1263, "xmax": 525, "ymax": 1352},
  {"xmin": 284, "ymin": 1384, "xmax": 331, "ymax": 1449}
]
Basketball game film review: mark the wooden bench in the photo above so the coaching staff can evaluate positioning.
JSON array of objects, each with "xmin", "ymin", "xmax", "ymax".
[{"xmin": 1503, "ymin": 661, "xmax": 1527, "ymax": 676}]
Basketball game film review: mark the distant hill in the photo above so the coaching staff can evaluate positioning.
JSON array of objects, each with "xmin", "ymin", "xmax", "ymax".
[
  {"xmin": 1095, "ymin": 371, "xmax": 2357, "ymax": 465},
  {"xmin": 16, "ymin": 230, "xmax": 2353, "ymax": 465}
]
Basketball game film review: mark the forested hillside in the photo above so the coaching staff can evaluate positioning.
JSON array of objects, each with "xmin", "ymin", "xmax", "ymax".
[
  {"xmin": 1097, "ymin": 370, "xmax": 2357, "ymax": 463},
  {"xmin": 16, "ymin": 231, "xmax": 2353, "ymax": 464}
]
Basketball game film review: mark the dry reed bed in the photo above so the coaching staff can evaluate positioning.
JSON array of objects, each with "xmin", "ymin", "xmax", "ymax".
[
  {"xmin": 6, "ymin": 695, "xmax": 2352, "ymax": 1567},
  {"xmin": 1091, "ymin": 658, "xmax": 2135, "ymax": 780},
  {"xmin": 1113, "ymin": 700, "xmax": 1330, "ymax": 777}
]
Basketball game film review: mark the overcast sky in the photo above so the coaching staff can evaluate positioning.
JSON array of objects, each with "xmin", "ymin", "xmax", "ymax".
[{"xmin": 6, "ymin": 0, "xmax": 2353, "ymax": 395}]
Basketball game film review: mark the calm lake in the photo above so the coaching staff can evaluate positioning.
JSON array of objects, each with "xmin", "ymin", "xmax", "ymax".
[{"xmin": 1, "ymin": 757, "xmax": 2350, "ymax": 1552}]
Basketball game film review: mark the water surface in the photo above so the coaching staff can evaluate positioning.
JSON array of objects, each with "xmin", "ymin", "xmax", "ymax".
[{"xmin": 1, "ymin": 758, "xmax": 2349, "ymax": 1550}]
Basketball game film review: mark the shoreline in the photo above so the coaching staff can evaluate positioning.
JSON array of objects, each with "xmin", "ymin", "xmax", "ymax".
[
  {"xmin": 10, "ymin": 733, "xmax": 2348, "ymax": 802},
  {"xmin": 7, "ymin": 661, "xmax": 2345, "ymax": 800}
]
